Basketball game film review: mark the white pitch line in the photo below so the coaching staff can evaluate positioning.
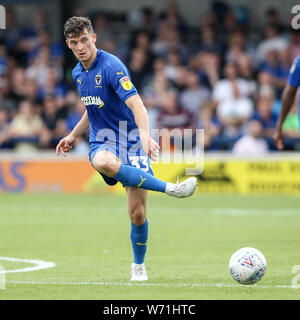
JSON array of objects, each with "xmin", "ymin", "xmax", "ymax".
[
  {"xmin": 1, "ymin": 205, "xmax": 300, "ymax": 218},
  {"xmin": 6, "ymin": 280, "xmax": 295, "ymax": 289},
  {"xmin": 1, "ymin": 205, "xmax": 299, "ymax": 213},
  {"xmin": 0, "ymin": 257, "xmax": 55, "ymax": 274},
  {"xmin": 210, "ymin": 208, "xmax": 299, "ymax": 216}
]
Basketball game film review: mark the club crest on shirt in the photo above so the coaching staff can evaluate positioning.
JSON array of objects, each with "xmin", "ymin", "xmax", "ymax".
[
  {"xmin": 119, "ymin": 76, "xmax": 133, "ymax": 91},
  {"xmin": 95, "ymin": 73, "xmax": 102, "ymax": 86}
]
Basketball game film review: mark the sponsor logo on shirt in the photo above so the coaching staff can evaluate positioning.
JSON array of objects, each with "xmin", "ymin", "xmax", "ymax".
[{"xmin": 81, "ymin": 96, "xmax": 104, "ymax": 108}]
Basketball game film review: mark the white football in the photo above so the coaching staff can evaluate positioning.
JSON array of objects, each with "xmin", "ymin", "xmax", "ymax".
[{"xmin": 229, "ymin": 247, "xmax": 267, "ymax": 285}]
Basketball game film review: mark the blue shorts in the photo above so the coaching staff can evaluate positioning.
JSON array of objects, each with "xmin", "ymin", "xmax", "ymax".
[{"xmin": 88, "ymin": 142, "xmax": 154, "ymax": 186}]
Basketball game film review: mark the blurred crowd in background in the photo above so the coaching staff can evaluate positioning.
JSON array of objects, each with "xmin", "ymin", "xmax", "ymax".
[{"xmin": 0, "ymin": 1, "xmax": 300, "ymax": 155}]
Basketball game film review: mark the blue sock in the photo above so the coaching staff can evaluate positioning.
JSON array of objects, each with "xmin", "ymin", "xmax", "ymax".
[
  {"xmin": 113, "ymin": 164, "xmax": 166, "ymax": 192},
  {"xmin": 131, "ymin": 219, "xmax": 149, "ymax": 264}
]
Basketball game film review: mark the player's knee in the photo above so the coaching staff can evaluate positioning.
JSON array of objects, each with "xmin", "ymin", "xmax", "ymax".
[
  {"xmin": 97, "ymin": 158, "xmax": 112, "ymax": 172},
  {"xmin": 93, "ymin": 157, "xmax": 119, "ymax": 176},
  {"xmin": 130, "ymin": 207, "xmax": 146, "ymax": 225}
]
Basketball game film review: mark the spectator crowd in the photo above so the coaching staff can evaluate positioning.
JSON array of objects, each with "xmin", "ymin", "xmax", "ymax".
[{"xmin": 0, "ymin": 1, "xmax": 300, "ymax": 155}]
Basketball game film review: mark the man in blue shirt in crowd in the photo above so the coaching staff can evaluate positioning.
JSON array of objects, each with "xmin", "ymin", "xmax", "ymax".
[
  {"xmin": 274, "ymin": 55, "xmax": 300, "ymax": 149},
  {"xmin": 56, "ymin": 17, "xmax": 197, "ymax": 281}
]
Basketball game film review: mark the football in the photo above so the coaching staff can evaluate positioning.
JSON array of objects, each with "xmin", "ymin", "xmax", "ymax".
[{"xmin": 229, "ymin": 247, "xmax": 267, "ymax": 285}]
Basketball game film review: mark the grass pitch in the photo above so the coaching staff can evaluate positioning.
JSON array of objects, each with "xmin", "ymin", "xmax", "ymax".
[{"xmin": 0, "ymin": 193, "xmax": 299, "ymax": 300}]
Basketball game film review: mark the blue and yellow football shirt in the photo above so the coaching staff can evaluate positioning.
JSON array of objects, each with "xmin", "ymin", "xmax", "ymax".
[
  {"xmin": 72, "ymin": 49, "xmax": 139, "ymax": 144},
  {"xmin": 72, "ymin": 49, "xmax": 153, "ymax": 182}
]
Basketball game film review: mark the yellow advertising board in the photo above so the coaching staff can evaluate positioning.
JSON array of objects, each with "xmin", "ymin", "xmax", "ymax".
[{"xmin": 0, "ymin": 154, "xmax": 300, "ymax": 194}]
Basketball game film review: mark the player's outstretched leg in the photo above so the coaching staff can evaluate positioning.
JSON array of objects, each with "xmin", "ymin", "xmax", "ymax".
[
  {"xmin": 126, "ymin": 186, "xmax": 148, "ymax": 281},
  {"xmin": 114, "ymin": 164, "xmax": 197, "ymax": 198},
  {"xmin": 92, "ymin": 150, "xmax": 197, "ymax": 198}
]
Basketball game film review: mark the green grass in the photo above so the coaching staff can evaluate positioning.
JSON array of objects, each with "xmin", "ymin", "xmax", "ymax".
[{"xmin": 0, "ymin": 193, "xmax": 300, "ymax": 299}]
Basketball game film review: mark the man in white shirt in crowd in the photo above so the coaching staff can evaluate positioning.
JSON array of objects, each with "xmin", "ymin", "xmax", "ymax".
[{"xmin": 232, "ymin": 120, "xmax": 269, "ymax": 155}]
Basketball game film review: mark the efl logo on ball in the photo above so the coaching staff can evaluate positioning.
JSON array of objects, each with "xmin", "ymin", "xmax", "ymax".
[{"xmin": 229, "ymin": 247, "xmax": 267, "ymax": 285}]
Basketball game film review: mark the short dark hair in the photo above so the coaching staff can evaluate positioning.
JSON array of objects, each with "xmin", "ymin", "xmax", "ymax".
[{"xmin": 64, "ymin": 16, "xmax": 93, "ymax": 39}]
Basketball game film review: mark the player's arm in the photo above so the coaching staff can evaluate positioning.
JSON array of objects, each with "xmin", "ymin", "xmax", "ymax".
[
  {"xmin": 274, "ymin": 85, "xmax": 297, "ymax": 150},
  {"xmin": 56, "ymin": 110, "xmax": 89, "ymax": 156},
  {"xmin": 125, "ymin": 94, "xmax": 160, "ymax": 161}
]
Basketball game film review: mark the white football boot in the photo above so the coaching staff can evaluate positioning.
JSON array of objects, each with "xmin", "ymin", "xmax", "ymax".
[
  {"xmin": 165, "ymin": 177, "xmax": 197, "ymax": 198},
  {"xmin": 130, "ymin": 263, "xmax": 148, "ymax": 281}
]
